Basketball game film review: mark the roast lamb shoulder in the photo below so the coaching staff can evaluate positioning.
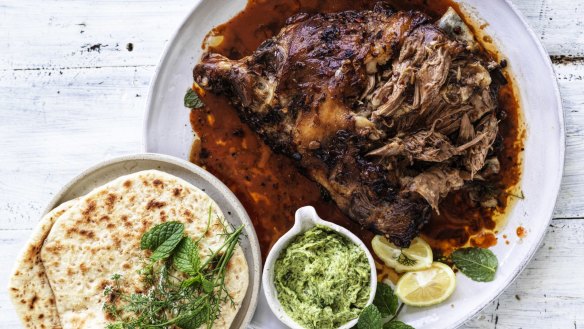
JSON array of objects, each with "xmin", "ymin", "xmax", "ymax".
[{"xmin": 194, "ymin": 4, "xmax": 502, "ymax": 247}]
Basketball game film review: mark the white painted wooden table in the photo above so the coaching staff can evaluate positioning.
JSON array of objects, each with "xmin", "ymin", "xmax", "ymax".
[{"xmin": 0, "ymin": 1, "xmax": 582, "ymax": 328}]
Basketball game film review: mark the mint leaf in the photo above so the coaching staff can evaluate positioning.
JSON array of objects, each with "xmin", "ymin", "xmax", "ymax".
[
  {"xmin": 141, "ymin": 222, "xmax": 185, "ymax": 261},
  {"xmin": 383, "ymin": 321, "xmax": 414, "ymax": 329},
  {"xmin": 141, "ymin": 222, "xmax": 184, "ymax": 250},
  {"xmin": 175, "ymin": 304, "xmax": 209, "ymax": 329},
  {"xmin": 181, "ymin": 275, "xmax": 202, "ymax": 289},
  {"xmin": 184, "ymin": 88, "xmax": 204, "ymax": 109},
  {"xmin": 374, "ymin": 283, "xmax": 398, "ymax": 317},
  {"xmin": 201, "ymin": 277, "xmax": 214, "ymax": 294},
  {"xmin": 357, "ymin": 304, "xmax": 383, "ymax": 329},
  {"xmin": 451, "ymin": 247, "xmax": 498, "ymax": 282},
  {"xmin": 174, "ymin": 237, "xmax": 200, "ymax": 275}
]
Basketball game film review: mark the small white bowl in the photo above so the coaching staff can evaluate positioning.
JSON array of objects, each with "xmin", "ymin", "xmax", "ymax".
[{"xmin": 262, "ymin": 206, "xmax": 377, "ymax": 329}]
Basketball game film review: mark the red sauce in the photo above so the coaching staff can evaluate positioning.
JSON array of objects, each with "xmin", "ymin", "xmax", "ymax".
[
  {"xmin": 190, "ymin": 93, "xmax": 370, "ymax": 260},
  {"xmin": 470, "ymin": 232, "xmax": 498, "ymax": 249},
  {"xmin": 516, "ymin": 226, "xmax": 526, "ymax": 238},
  {"xmin": 376, "ymin": 262, "xmax": 401, "ymax": 285},
  {"xmin": 189, "ymin": 0, "xmax": 524, "ymax": 261}
]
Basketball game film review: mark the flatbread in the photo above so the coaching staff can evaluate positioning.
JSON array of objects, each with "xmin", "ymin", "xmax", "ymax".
[
  {"xmin": 9, "ymin": 199, "xmax": 77, "ymax": 329},
  {"xmin": 40, "ymin": 170, "xmax": 248, "ymax": 329}
]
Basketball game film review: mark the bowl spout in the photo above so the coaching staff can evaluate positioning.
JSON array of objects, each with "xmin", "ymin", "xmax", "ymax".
[{"xmin": 294, "ymin": 206, "xmax": 319, "ymax": 229}]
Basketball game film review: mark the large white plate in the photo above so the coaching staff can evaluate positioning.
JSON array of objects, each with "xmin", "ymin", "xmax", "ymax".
[{"xmin": 144, "ymin": 1, "xmax": 565, "ymax": 328}]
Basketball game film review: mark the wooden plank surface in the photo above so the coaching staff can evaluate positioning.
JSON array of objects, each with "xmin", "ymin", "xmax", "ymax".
[
  {"xmin": 1, "ymin": 0, "xmax": 583, "ymax": 328},
  {"xmin": 513, "ymin": 0, "xmax": 584, "ymax": 58}
]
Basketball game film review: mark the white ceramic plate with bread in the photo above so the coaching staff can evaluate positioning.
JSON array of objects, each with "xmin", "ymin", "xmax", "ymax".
[{"xmin": 9, "ymin": 153, "xmax": 261, "ymax": 329}]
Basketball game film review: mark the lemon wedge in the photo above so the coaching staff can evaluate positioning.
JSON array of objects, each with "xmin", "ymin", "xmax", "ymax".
[
  {"xmin": 371, "ymin": 236, "xmax": 433, "ymax": 273},
  {"xmin": 395, "ymin": 262, "xmax": 456, "ymax": 307}
]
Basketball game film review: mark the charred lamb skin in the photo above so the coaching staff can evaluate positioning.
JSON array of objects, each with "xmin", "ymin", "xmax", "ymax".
[{"xmin": 194, "ymin": 4, "xmax": 502, "ymax": 247}]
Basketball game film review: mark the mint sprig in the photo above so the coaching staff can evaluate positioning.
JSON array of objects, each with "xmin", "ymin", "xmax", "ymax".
[
  {"xmin": 357, "ymin": 304, "xmax": 383, "ymax": 329},
  {"xmin": 374, "ymin": 282, "xmax": 398, "ymax": 317},
  {"xmin": 451, "ymin": 247, "xmax": 498, "ymax": 282},
  {"xmin": 356, "ymin": 282, "xmax": 414, "ymax": 329},
  {"xmin": 174, "ymin": 237, "xmax": 201, "ymax": 275}
]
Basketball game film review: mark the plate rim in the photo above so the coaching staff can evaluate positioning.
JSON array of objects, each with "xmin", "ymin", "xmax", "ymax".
[
  {"xmin": 141, "ymin": 0, "xmax": 204, "ymax": 152},
  {"xmin": 142, "ymin": 0, "xmax": 566, "ymax": 327},
  {"xmin": 42, "ymin": 152, "xmax": 262, "ymax": 329}
]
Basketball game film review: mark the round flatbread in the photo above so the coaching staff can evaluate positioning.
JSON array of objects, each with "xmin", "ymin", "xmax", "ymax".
[
  {"xmin": 39, "ymin": 170, "xmax": 248, "ymax": 329},
  {"xmin": 9, "ymin": 199, "xmax": 77, "ymax": 329}
]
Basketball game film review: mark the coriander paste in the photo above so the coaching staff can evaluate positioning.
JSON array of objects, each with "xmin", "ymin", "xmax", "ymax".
[{"xmin": 274, "ymin": 225, "xmax": 371, "ymax": 329}]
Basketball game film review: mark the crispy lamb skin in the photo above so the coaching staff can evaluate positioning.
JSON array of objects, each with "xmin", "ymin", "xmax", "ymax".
[{"xmin": 194, "ymin": 4, "xmax": 502, "ymax": 247}]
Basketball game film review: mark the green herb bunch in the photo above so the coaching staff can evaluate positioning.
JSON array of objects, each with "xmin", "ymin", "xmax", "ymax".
[{"xmin": 103, "ymin": 209, "xmax": 244, "ymax": 329}]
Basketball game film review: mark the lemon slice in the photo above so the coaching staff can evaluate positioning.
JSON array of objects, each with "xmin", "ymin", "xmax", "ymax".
[
  {"xmin": 395, "ymin": 262, "xmax": 456, "ymax": 307},
  {"xmin": 371, "ymin": 236, "xmax": 433, "ymax": 273}
]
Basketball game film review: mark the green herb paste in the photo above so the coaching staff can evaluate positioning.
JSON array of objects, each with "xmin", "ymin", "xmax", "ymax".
[{"xmin": 274, "ymin": 225, "xmax": 371, "ymax": 329}]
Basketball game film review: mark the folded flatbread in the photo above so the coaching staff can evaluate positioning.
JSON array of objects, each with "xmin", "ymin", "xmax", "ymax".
[
  {"xmin": 9, "ymin": 199, "xmax": 77, "ymax": 329},
  {"xmin": 10, "ymin": 170, "xmax": 248, "ymax": 329}
]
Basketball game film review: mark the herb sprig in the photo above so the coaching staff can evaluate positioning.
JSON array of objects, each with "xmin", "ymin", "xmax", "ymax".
[
  {"xmin": 395, "ymin": 252, "xmax": 417, "ymax": 267},
  {"xmin": 356, "ymin": 282, "xmax": 414, "ymax": 329},
  {"xmin": 104, "ymin": 211, "xmax": 244, "ymax": 329}
]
